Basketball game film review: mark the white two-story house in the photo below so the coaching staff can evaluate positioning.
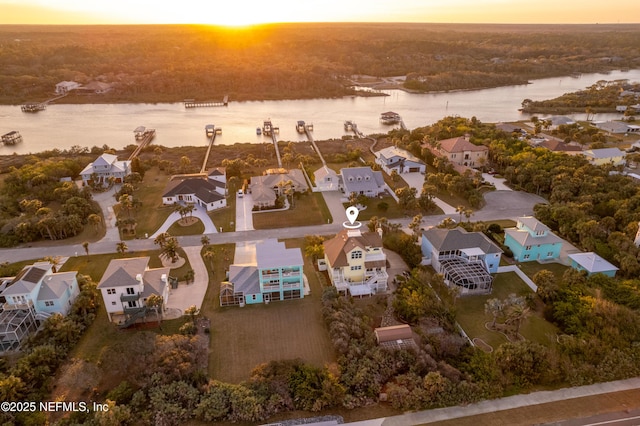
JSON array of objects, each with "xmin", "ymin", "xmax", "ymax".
[
  {"xmin": 97, "ymin": 257, "xmax": 170, "ymax": 326},
  {"xmin": 80, "ymin": 153, "xmax": 132, "ymax": 187}
]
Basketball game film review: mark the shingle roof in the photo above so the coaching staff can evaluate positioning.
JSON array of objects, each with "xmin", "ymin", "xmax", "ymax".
[
  {"xmin": 97, "ymin": 257, "xmax": 149, "ymax": 289},
  {"xmin": 163, "ymin": 178, "xmax": 224, "ymax": 203},
  {"xmin": 1, "ymin": 264, "xmax": 50, "ymax": 296},
  {"xmin": 437, "ymin": 137, "xmax": 488, "ymax": 153},
  {"xmin": 519, "ymin": 216, "xmax": 550, "ymax": 233},
  {"xmin": 583, "ymin": 148, "xmax": 625, "ymax": 159},
  {"xmin": 324, "ymin": 229, "xmax": 384, "ymax": 268},
  {"xmin": 539, "ymin": 140, "xmax": 582, "ymax": 152},
  {"xmin": 38, "ymin": 272, "xmax": 77, "ymax": 300},
  {"xmin": 376, "ymin": 146, "xmax": 425, "ymax": 165},
  {"xmin": 422, "ymin": 227, "xmax": 502, "ymax": 254},
  {"xmin": 505, "ymin": 228, "xmax": 563, "ymax": 247},
  {"xmin": 341, "ymin": 167, "xmax": 385, "ymax": 195}
]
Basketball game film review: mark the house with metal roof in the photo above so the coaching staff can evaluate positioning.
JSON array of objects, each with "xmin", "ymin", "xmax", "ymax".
[
  {"xmin": 97, "ymin": 257, "xmax": 170, "ymax": 326},
  {"xmin": 323, "ymin": 227, "xmax": 388, "ymax": 297},
  {"xmin": 504, "ymin": 216, "xmax": 563, "ymax": 262},
  {"xmin": 80, "ymin": 153, "xmax": 132, "ymax": 187},
  {"xmin": 582, "ymin": 147, "xmax": 626, "ymax": 166},
  {"xmin": 569, "ymin": 252, "xmax": 619, "ymax": 277},
  {"xmin": 0, "ymin": 261, "xmax": 80, "ymax": 352},
  {"xmin": 421, "ymin": 227, "xmax": 502, "ymax": 295},
  {"xmin": 220, "ymin": 239, "xmax": 305, "ymax": 306},
  {"xmin": 340, "ymin": 167, "xmax": 386, "ymax": 198},
  {"xmin": 375, "ymin": 146, "xmax": 426, "ymax": 175}
]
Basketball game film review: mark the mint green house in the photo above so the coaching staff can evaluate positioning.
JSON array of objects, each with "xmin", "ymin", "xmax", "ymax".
[
  {"xmin": 504, "ymin": 216, "xmax": 563, "ymax": 262},
  {"xmin": 221, "ymin": 239, "xmax": 305, "ymax": 306},
  {"xmin": 569, "ymin": 252, "xmax": 619, "ymax": 277}
]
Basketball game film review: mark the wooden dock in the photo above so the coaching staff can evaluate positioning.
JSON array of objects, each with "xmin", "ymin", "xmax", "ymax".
[
  {"xmin": 345, "ymin": 120, "xmax": 365, "ymax": 138},
  {"xmin": 302, "ymin": 123, "xmax": 326, "ymax": 166},
  {"xmin": 184, "ymin": 95, "xmax": 229, "ymax": 108},
  {"xmin": 1, "ymin": 131, "xmax": 23, "ymax": 145},
  {"xmin": 200, "ymin": 125, "xmax": 221, "ymax": 173},
  {"xmin": 21, "ymin": 93, "xmax": 68, "ymax": 113},
  {"xmin": 128, "ymin": 129, "xmax": 156, "ymax": 160}
]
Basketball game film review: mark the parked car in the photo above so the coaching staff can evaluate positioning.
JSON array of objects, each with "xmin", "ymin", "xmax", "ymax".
[{"xmin": 238, "ymin": 189, "xmax": 244, "ymax": 198}]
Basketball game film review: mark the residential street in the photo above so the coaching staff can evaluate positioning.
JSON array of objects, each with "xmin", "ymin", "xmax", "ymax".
[{"xmin": 0, "ymin": 190, "xmax": 545, "ymax": 264}]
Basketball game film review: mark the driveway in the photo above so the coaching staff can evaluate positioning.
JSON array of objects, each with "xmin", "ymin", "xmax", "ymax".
[
  {"xmin": 91, "ymin": 186, "xmax": 121, "ymax": 242},
  {"xmin": 150, "ymin": 203, "xmax": 217, "ymax": 239},
  {"xmin": 401, "ymin": 172, "xmax": 457, "ymax": 215},
  {"xmin": 482, "ymin": 173, "xmax": 512, "ymax": 191},
  {"xmin": 165, "ymin": 245, "xmax": 209, "ymax": 315},
  {"xmin": 322, "ymin": 191, "xmax": 346, "ymax": 224},
  {"xmin": 479, "ymin": 191, "xmax": 546, "ymax": 219},
  {"xmin": 385, "ymin": 250, "xmax": 409, "ymax": 292},
  {"xmin": 235, "ymin": 193, "xmax": 254, "ymax": 231}
]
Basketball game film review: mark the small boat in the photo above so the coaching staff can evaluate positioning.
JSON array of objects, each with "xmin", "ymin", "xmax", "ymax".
[
  {"xmin": 2, "ymin": 130, "xmax": 23, "ymax": 145},
  {"xmin": 205, "ymin": 124, "xmax": 215, "ymax": 136},
  {"xmin": 256, "ymin": 127, "xmax": 262, "ymax": 135},
  {"xmin": 296, "ymin": 120, "xmax": 306, "ymax": 133}
]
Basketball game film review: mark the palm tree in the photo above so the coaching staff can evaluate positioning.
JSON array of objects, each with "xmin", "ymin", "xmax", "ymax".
[
  {"xmin": 506, "ymin": 304, "xmax": 530, "ymax": 336},
  {"xmin": 43, "ymin": 256, "xmax": 62, "ymax": 273},
  {"xmin": 116, "ymin": 241, "xmax": 128, "ymax": 256},
  {"xmin": 161, "ymin": 237, "xmax": 181, "ymax": 263},
  {"xmin": 82, "ymin": 241, "xmax": 89, "ymax": 257},
  {"xmin": 484, "ymin": 298, "xmax": 503, "ymax": 328},
  {"xmin": 154, "ymin": 232, "xmax": 170, "ymax": 249},
  {"xmin": 203, "ymin": 250, "xmax": 215, "ymax": 270},
  {"xmin": 455, "ymin": 205, "xmax": 465, "ymax": 223},
  {"xmin": 87, "ymin": 213, "xmax": 102, "ymax": 233},
  {"xmin": 146, "ymin": 294, "xmax": 164, "ymax": 323},
  {"xmin": 201, "ymin": 235, "xmax": 210, "ymax": 246}
]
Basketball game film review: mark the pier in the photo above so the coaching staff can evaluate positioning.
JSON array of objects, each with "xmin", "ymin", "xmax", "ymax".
[
  {"xmin": 344, "ymin": 120, "xmax": 365, "ymax": 138},
  {"xmin": 128, "ymin": 127, "xmax": 156, "ymax": 160},
  {"xmin": 20, "ymin": 93, "xmax": 68, "ymax": 113},
  {"xmin": 261, "ymin": 120, "xmax": 282, "ymax": 167},
  {"xmin": 302, "ymin": 123, "xmax": 326, "ymax": 166},
  {"xmin": 184, "ymin": 95, "xmax": 229, "ymax": 108},
  {"xmin": 201, "ymin": 125, "xmax": 221, "ymax": 173}
]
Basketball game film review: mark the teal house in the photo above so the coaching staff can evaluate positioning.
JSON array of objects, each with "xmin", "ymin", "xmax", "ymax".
[
  {"xmin": 504, "ymin": 216, "xmax": 563, "ymax": 262},
  {"xmin": 221, "ymin": 239, "xmax": 305, "ymax": 306},
  {"xmin": 569, "ymin": 252, "xmax": 619, "ymax": 277}
]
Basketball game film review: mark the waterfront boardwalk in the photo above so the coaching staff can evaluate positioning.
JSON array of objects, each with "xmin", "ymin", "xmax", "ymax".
[
  {"xmin": 201, "ymin": 131, "xmax": 217, "ymax": 173},
  {"xmin": 128, "ymin": 129, "xmax": 156, "ymax": 160},
  {"xmin": 303, "ymin": 125, "xmax": 326, "ymax": 166}
]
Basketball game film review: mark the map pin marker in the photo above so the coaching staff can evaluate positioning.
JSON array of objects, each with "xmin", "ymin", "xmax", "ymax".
[{"xmin": 346, "ymin": 206, "xmax": 359, "ymax": 225}]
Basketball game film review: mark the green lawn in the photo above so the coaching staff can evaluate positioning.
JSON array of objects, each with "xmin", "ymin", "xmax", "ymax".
[
  {"xmin": 202, "ymin": 239, "xmax": 336, "ymax": 384},
  {"xmin": 345, "ymin": 195, "xmax": 407, "ymax": 221},
  {"xmin": 518, "ymin": 261, "xmax": 569, "ymax": 281},
  {"xmin": 167, "ymin": 217, "xmax": 205, "ymax": 236},
  {"xmin": 128, "ymin": 167, "xmax": 174, "ymax": 238},
  {"xmin": 455, "ymin": 272, "xmax": 559, "ymax": 350},
  {"xmin": 252, "ymin": 192, "xmax": 332, "ymax": 229},
  {"xmin": 208, "ymin": 198, "xmax": 236, "ymax": 233}
]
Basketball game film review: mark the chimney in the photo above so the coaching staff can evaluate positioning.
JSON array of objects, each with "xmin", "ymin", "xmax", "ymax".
[
  {"xmin": 377, "ymin": 227, "xmax": 383, "ymax": 239},
  {"xmin": 161, "ymin": 274, "xmax": 167, "ymax": 283},
  {"xmin": 136, "ymin": 273, "xmax": 143, "ymax": 283}
]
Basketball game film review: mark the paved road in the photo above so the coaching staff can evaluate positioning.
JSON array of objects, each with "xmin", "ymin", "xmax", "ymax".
[
  {"xmin": 544, "ymin": 408, "xmax": 640, "ymax": 426},
  {"xmin": 150, "ymin": 203, "xmax": 217, "ymax": 239},
  {"xmin": 345, "ymin": 377, "xmax": 640, "ymax": 426},
  {"xmin": 235, "ymin": 193, "xmax": 254, "ymax": 231},
  {"xmin": 0, "ymin": 190, "xmax": 545, "ymax": 264}
]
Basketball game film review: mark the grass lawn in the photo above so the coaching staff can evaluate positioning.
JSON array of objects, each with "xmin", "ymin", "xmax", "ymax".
[
  {"xmin": 208, "ymin": 199, "xmax": 236, "ymax": 233},
  {"xmin": 129, "ymin": 167, "xmax": 174, "ymax": 237},
  {"xmin": 202, "ymin": 239, "xmax": 336, "ymax": 384},
  {"xmin": 167, "ymin": 217, "xmax": 205, "ymax": 236},
  {"xmin": 345, "ymin": 195, "xmax": 407, "ymax": 221},
  {"xmin": 455, "ymin": 272, "xmax": 559, "ymax": 350},
  {"xmin": 519, "ymin": 261, "xmax": 569, "ymax": 281},
  {"xmin": 252, "ymin": 192, "xmax": 332, "ymax": 229}
]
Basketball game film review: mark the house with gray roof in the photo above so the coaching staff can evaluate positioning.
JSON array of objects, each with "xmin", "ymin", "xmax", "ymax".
[
  {"xmin": 569, "ymin": 252, "xmax": 619, "ymax": 277},
  {"xmin": 340, "ymin": 167, "xmax": 386, "ymax": 198},
  {"xmin": 0, "ymin": 261, "xmax": 80, "ymax": 352},
  {"xmin": 375, "ymin": 146, "xmax": 426, "ymax": 174},
  {"xmin": 594, "ymin": 121, "xmax": 640, "ymax": 135},
  {"xmin": 97, "ymin": 257, "xmax": 170, "ymax": 324},
  {"xmin": 421, "ymin": 227, "xmax": 502, "ymax": 295},
  {"xmin": 220, "ymin": 239, "xmax": 305, "ymax": 306},
  {"xmin": 313, "ymin": 166, "xmax": 340, "ymax": 192},
  {"xmin": 80, "ymin": 153, "xmax": 131, "ymax": 187},
  {"xmin": 249, "ymin": 169, "xmax": 309, "ymax": 208},
  {"xmin": 504, "ymin": 216, "xmax": 563, "ymax": 262},
  {"xmin": 162, "ymin": 171, "xmax": 227, "ymax": 211},
  {"xmin": 582, "ymin": 147, "xmax": 626, "ymax": 167}
]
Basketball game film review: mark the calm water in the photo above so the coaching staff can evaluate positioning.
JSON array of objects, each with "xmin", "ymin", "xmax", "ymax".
[{"xmin": 1, "ymin": 70, "xmax": 639, "ymax": 155}]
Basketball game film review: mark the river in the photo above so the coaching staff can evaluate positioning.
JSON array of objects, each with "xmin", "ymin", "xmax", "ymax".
[{"xmin": 1, "ymin": 70, "xmax": 639, "ymax": 155}]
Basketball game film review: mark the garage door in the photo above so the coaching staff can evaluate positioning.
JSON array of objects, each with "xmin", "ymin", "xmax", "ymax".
[{"xmin": 408, "ymin": 167, "xmax": 421, "ymax": 172}]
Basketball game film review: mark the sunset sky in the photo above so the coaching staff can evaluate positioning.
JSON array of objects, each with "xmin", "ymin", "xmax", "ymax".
[{"xmin": 1, "ymin": 0, "xmax": 639, "ymax": 25}]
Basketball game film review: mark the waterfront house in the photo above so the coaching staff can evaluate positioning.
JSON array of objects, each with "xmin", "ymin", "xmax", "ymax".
[
  {"xmin": 568, "ymin": 252, "xmax": 619, "ymax": 277},
  {"xmin": 374, "ymin": 146, "xmax": 426, "ymax": 174},
  {"xmin": 162, "ymin": 168, "xmax": 227, "ymax": 211},
  {"xmin": 340, "ymin": 167, "xmax": 386, "ymax": 198},
  {"xmin": 313, "ymin": 166, "xmax": 340, "ymax": 192},
  {"xmin": 249, "ymin": 169, "xmax": 309, "ymax": 209},
  {"xmin": 0, "ymin": 262, "xmax": 80, "ymax": 352},
  {"xmin": 323, "ymin": 227, "xmax": 388, "ymax": 297},
  {"xmin": 80, "ymin": 153, "xmax": 132, "ymax": 187},
  {"xmin": 55, "ymin": 81, "xmax": 80, "ymax": 94},
  {"xmin": 97, "ymin": 257, "xmax": 170, "ymax": 325},
  {"xmin": 421, "ymin": 227, "xmax": 502, "ymax": 295},
  {"xmin": 545, "ymin": 116, "xmax": 576, "ymax": 130},
  {"xmin": 220, "ymin": 239, "xmax": 305, "ymax": 306},
  {"xmin": 504, "ymin": 216, "xmax": 563, "ymax": 262}
]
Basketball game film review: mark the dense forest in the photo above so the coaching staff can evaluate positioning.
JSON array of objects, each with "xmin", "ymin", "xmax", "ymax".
[{"xmin": 1, "ymin": 23, "xmax": 640, "ymax": 104}]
